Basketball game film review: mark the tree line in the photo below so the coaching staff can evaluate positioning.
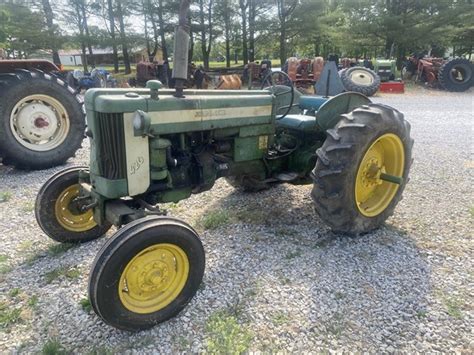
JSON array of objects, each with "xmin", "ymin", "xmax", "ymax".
[{"xmin": 0, "ymin": 0, "xmax": 472, "ymax": 73}]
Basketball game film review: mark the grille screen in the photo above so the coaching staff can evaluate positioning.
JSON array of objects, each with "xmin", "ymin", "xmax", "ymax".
[{"xmin": 97, "ymin": 113, "xmax": 126, "ymax": 179}]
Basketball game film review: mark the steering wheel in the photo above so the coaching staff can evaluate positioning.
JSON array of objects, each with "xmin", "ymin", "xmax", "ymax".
[{"xmin": 261, "ymin": 70, "xmax": 295, "ymax": 120}]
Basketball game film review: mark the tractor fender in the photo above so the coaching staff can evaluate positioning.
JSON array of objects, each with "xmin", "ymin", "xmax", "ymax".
[{"xmin": 315, "ymin": 92, "xmax": 371, "ymax": 131}]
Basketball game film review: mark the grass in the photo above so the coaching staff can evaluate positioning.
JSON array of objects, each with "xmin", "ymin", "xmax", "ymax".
[
  {"xmin": 80, "ymin": 298, "xmax": 92, "ymax": 313},
  {"xmin": 235, "ymin": 209, "xmax": 267, "ymax": 225},
  {"xmin": 0, "ymin": 255, "xmax": 8, "ymax": 263},
  {"xmin": 272, "ymin": 311, "xmax": 290, "ymax": 326},
  {"xmin": 28, "ymin": 295, "xmax": 39, "ymax": 310},
  {"xmin": 444, "ymin": 297, "xmax": 463, "ymax": 319},
  {"xmin": 44, "ymin": 266, "xmax": 81, "ymax": 284},
  {"xmin": 8, "ymin": 288, "xmax": 20, "ymax": 297},
  {"xmin": 0, "ymin": 191, "xmax": 12, "ymax": 203},
  {"xmin": 21, "ymin": 202, "xmax": 35, "ymax": 212},
  {"xmin": 469, "ymin": 206, "xmax": 474, "ymax": 218},
  {"xmin": 206, "ymin": 310, "xmax": 253, "ymax": 354},
  {"xmin": 41, "ymin": 338, "xmax": 67, "ymax": 355},
  {"xmin": 201, "ymin": 210, "xmax": 230, "ymax": 230},
  {"xmin": 0, "ymin": 302, "xmax": 22, "ymax": 329},
  {"xmin": 47, "ymin": 243, "xmax": 76, "ymax": 256}
]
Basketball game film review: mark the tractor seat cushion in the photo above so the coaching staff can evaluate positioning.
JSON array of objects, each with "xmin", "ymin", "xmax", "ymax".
[{"xmin": 276, "ymin": 114, "xmax": 318, "ymax": 131}]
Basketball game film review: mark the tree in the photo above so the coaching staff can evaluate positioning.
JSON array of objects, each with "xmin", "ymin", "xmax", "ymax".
[
  {"xmin": 116, "ymin": 0, "xmax": 131, "ymax": 74},
  {"xmin": 40, "ymin": 0, "xmax": 61, "ymax": 65},
  {"xmin": 197, "ymin": 0, "xmax": 214, "ymax": 69}
]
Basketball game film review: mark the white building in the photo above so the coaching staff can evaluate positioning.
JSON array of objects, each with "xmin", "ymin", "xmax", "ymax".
[{"xmin": 58, "ymin": 50, "xmax": 83, "ymax": 66}]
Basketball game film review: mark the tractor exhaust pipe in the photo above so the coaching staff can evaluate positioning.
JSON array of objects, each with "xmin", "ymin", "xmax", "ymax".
[{"xmin": 172, "ymin": 0, "xmax": 192, "ymax": 98}]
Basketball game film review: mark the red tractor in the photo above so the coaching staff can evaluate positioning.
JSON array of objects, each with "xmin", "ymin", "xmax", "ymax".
[
  {"xmin": 0, "ymin": 59, "xmax": 85, "ymax": 169},
  {"xmin": 283, "ymin": 57, "xmax": 324, "ymax": 90},
  {"xmin": 403, "ymin": 56, "xmax": 473, "ymax": 92}
]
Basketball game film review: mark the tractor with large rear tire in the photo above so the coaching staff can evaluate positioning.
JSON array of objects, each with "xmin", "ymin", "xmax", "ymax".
[
  {"xmin": 34, "ymin": 0, "xmax": 413, "ymax": 331},
  {"xmin": 0, "ymin": 60, "xmax": 85, "ymax": 169}
]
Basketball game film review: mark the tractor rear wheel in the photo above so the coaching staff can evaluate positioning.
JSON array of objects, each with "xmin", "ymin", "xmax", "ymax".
[
  {"xmin": 35, "ymin": 167, "xmax": 112, "ymax": 243},
  {"xmin": 340, "ymin": 67, "xmax": 381, "ymax": 96},
  {"xmin": 438, "ymin": 58, "xmax": 473, "ymax": 92},
  {"xmin": 0, "ymin": 70, "xmax": 85, "ymax": 169},
  {"xmin": 311, "ymin": 104, "xmax": 413, "ymax": 234},
  {"xmin": 88, "ymin": 216, "xmax": 205, "ymax": 331}
]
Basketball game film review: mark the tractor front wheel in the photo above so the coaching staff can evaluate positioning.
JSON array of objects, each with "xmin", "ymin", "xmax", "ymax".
[
  {"xmin": 35, "ymin": 167, "xmax": 112, "ymax": 243},
  {"xmin": 311, "ymin": 104, "xmax": 413, "ymax": 234},
  {"xmin": 88, "ymin": 216, "xmax": 205, "ymax": 331}
]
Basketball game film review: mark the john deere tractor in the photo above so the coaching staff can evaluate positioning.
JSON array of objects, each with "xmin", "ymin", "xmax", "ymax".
[{"xmin": 35, "ymin": 0, "xmax": 413, "ymax": 331}]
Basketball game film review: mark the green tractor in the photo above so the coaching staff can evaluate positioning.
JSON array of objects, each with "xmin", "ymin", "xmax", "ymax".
[
  {"xmin": 374, "ymin": 59, "xmax": 397, "ymax": 82},
  {"xmin": 35, "ymin": 0, "xmax": 413, "ymax": 331}
]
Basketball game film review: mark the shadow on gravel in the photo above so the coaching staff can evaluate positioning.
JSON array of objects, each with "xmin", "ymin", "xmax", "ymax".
[{"xmin": 197, "ymin": 183, "xmax": 430, "ymax": 351}]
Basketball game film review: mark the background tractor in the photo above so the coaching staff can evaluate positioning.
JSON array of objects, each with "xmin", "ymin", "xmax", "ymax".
[
  {"xmin": 403, "ymin": 55, "xmax": 473, "ymax": 92},
  {"xmin": 35, "ymin": 0, "xmax": 413, "ymax": 331},
  {"xmin": 0, "ymin": 59, "xmax": 85, "ymax": 169}
]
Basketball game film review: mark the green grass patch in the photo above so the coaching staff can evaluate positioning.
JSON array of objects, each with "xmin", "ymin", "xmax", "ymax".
[
  {"xmin": 444, "ymin": 297, "xmax": 463, "ymax": 319},
  {"xmin": 206, "ymin": 310, "xmax": 252, "ymax": 354},
  {"xmin": 0, "ymin": 191, "xmax": 12, "ymax": 203},
  {"xmin": 17, "ymin": 240, "xmax": 34, "ymax": 252},
  {"xmin": 8, "ymin": 288, "xmax": 20, "ymax": 298},
  {"xmin": 21, "ymin": 202, "xmax": 35, "ymax": 213},
  {"xmin": 28, "ymin": 295, "xmax": 39, "ymax": 310},
  {"xmin": 0, "ymin": 255, "xmax": 8, "ymax": 263},
  {"xmin": 201, "ymin": 210, "xmax": 230, "ymax": 230},
  {"xmin": 0, "ymin": 302, "xmax": 22, "ymax": 329},
  {"xmin": 41, "ymin": 338, "xmax": 67, "ymax": 355},
  {"xmin": 44, "ymin": 266, "xmax": 81, "ymax": 284},
  {"xmin": 47, "ymin": 243, "xmax": 75, "ymax": 256},
  {"xmin": 469, "ymin": 206, "xmax": 474, "ymax": 218},
  {"xmin": 236, "ymin": 209, "xmax": 267, "ymax": 224},
  {"xmin": 80, "ymin": 298, "xmax": 92, "ymax": 313},
  {"xmin": 272, "ymin": 311, "xmax": 290, "ymax": 326},
  {"xmin": 0, "ymin": 264, "xmax": 12, "ymax": 275}
]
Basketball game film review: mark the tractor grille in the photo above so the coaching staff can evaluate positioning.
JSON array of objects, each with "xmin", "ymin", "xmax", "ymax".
[{"xmin": 96, "ymin": 113, "xmax": 126, "ymax": 179}]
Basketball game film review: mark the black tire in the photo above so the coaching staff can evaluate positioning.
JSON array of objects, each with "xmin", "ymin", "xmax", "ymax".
[
  {"xmin": 340, "ymin": 67, "xmax": 381, "ymax": 96},
  {"xmin": 35, "ymin": 167, "xmax": 112, "ymax": 243},
  {"xmin": 311, "ymin": 104, "xmax": 413, "ymax": 234},
  {"xmin": 0, "ymin": 70, "xmax": 85, "ymax": 169},
  {"xmin": 88, "ymin": 216, "xmax": 205, "ymax": 331},
  {"xmin": 438, "ymin": 58, "xmax": 473, "ymax": 92}
]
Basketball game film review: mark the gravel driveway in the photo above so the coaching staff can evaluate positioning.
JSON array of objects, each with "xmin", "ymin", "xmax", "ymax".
[{"xmin": 0, "ymin": 88, "xmax": 472, "ymax": 353}]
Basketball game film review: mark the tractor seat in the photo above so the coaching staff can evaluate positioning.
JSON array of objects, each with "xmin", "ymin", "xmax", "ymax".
[{"xmin": 276, "ymin": 114, "xmax": 318, "ymax": 131}]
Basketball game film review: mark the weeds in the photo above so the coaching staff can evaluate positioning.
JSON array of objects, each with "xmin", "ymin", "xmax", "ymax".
[
  {"xmin": 206, "ymin": 310, "xmax": 252, "ymax": 354},
  {"xmin": 80, "ymin": 298, "xmax": 92, "ymax": 313},
  {"xmin": 0, "ymin": 302, "xmax": 22, "ymax": 329},
  {"xmin": 44, "ymin": 266, "xmax": 81, "ymax": 284},
  {"xmin": 0, "ymin": 191, "xmax": 12, "ymax": 203},
  {"xmin": 201, "ymin": 210, "xmax": 230, "ymax": 230},
  {"xmin": 272, "ymin": 311, "xmax": 290, "ymax": 326},
  {"xmin": 8, "ymin": 288, "xmax": 20, "ymax": 297},
  {"xmin": 41, "ymin": 338, "xmax": 67, "ymax": 355},
  {"xmin": 47, "ymin": 243, "xmax": 75, "ymax": 256}
]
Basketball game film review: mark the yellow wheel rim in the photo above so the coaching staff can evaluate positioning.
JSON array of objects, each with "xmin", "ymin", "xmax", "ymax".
[
  {"xmin": 355, "ymin": 133, "xmax": 405, "ymax": 217},
  {"xmin": 119, "ymin": 243, "xmax": 189, "ymax": 314},
  {"xmin": 54, "ymin": 185, "xmax": 97, "ymax": 232}
]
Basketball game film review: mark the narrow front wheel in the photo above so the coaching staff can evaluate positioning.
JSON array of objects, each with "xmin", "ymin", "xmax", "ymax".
[{"xmin": 88, "ymin": 216, "xmax": 205, "ymax": 331}]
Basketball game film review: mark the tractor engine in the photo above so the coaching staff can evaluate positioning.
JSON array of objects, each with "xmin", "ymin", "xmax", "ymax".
[{"xmin": 84, "ymin": 85, "xmax": 283, "ymax": 225}]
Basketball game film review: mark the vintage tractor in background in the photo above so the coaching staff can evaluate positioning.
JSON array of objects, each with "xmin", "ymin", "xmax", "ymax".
[
  {"xmin": 283, "ymin": 56, "xmax": 325, "ymax": 91},
  {"xmin": 0, "ymin": 59, "xmax": 85, "ymax": 169},
  {"xmin": 374, "ymin": 59, "xmax": 396, "ymax": 82},
  {"xmin": 35, "ymin": 0, "xmax": 413, "ymax": 331},
  {"xmin": 403, "ymin": 55, "xmax": 473, "ymax": 92}
]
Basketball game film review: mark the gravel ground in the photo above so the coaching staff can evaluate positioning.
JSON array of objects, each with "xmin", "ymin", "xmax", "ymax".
[{"xmin": 0, "ymin": 88, "xmax": 472, "ymax": 353}]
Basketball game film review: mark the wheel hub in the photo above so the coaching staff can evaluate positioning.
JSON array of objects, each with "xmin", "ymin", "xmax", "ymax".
[
  {"xmin": 54, "ymin": 185, "xmax": 97, "ymax": 232},
  {"xmin": 350, "ymin": 69, "xmax": 374, "ymax": 86},
  {"xmin": 15, "ymin": 102, "xmax": 58, "ymax": 142},
  {"xmin": 355, "ymin": 133, "xmax": 405, "ymax": 217},
  {"xmin": 10, "ymin": 94, "xmax": 70, "ymax": 151},
  {"xmin": 119, "ymin": 244, "xmax": 189, "ymax": 314}
]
